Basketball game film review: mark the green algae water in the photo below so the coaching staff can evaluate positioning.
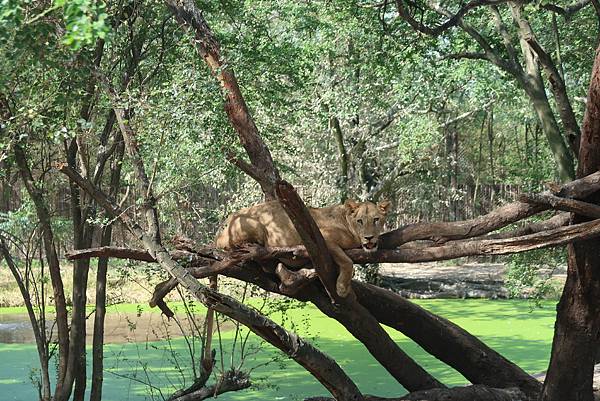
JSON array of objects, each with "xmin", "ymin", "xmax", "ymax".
[{"xmin": 0, "ymin": 299, "xmax": 556, "ymax": 401}]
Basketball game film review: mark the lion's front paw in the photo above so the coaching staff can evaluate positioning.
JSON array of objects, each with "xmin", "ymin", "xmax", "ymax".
[{"xmin": 336, "ymin": 281, "xmax": 351, "ymax": 297}]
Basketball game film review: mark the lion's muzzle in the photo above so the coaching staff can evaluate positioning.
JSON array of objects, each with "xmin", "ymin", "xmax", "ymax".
[{"xmin": 362, "ymin": 241, "xmax": 378, "ymax": 251}]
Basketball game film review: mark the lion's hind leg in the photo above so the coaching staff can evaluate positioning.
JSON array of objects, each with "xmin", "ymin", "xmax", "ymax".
[
  {"xmin": 216, "ymin": 214, "xmax": 267, "ymax": 249},
  {"xmin": 275, "ymin": 263, "xmax": 317, "ymax": 294}
]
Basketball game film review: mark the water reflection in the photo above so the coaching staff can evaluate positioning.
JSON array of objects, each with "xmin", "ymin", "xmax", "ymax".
[
  {"xmin": 0, "ymin": 312, "xmax": 207, "ymax": 344},
  {"xmin": 0, "ymin": 314, "xmax": 43, "ymax": 343}
]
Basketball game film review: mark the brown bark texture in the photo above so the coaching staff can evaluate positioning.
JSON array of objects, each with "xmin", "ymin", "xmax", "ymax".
[
  {"xmin": 541, "ymin": 44, "xmax": 600, "ymax": 401},
  {"xmin": 164, "ymin": 0, "xmax": 280, "ymax": 199}
]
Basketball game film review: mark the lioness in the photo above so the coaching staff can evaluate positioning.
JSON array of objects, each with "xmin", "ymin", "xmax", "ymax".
[{"xmin": 215, "ymin": 199, "xmax": 391, "ymax": 297}]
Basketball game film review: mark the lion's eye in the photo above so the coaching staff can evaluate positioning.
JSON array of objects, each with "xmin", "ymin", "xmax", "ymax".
[
  {"xmin": 357, "ymin": 219, "xmax": 363, "ymax": 225},
  {"xmin": 374, "ymin": 218, "xmax": 380, "ymax": 224}
]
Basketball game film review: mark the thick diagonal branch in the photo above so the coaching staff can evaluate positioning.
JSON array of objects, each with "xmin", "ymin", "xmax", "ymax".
[
  {"xmin": 306, "ymin": 384, "xmax": 526, "ymax": 401},
  {"xmin": 519, "ymin": 193, "xmax": 600, "ymax": 218},
  {"xmin": 164, "ymin": 0, "xmax": 280, "ymax": 198},
  {"xmin": 275, "ymin": 181, "xmax": 340, "ymax": 302}
]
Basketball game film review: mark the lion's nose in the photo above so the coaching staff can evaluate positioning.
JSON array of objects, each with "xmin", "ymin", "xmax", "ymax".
[{"xmin": 364, "ymin": 236, "xmax": 374, "ymax": 241}]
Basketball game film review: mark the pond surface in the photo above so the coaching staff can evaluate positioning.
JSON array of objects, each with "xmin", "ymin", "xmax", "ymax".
[
  {"xmin": 0, "ymin": 300, "xmax": 558, "ymax": 401},
  {"xmin": 0, "ymin": 310, "xmax": 208, "ymax": 344}
]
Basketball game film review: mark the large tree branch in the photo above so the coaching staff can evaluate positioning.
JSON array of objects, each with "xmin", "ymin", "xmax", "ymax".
[
  {"xmin": 541, "ymin": 0, "xmax": 591, "ymax": 20},
  {"xmin": 306, "ymin": 384, "xmax": 526, "ymax": 401},
  {"xmin": 363, "ymin": 217, "xmax": 600, "ymax": 262},
  {"xmin": 485, "ymin": 213, "xmax": 569, "ymax": 239},
  {"xmin": 393, "ymin": 0, "xmax": 510, "ymax": 37},
  {"xmin": 306, "ymin": 286, "xmax": 446, "ymax": 392},
  {"xmin": 553, "ymin": 170, "xmax": 600, "ymax": 198},
  {"xmin": 164, "ymin": 0, "xmax": 280, "ymax": 198},
  {"xmin": 275, "ymin": 181, "xmax": 341, "ymax": 303},
  {"xmin": 519, "ymin": 193, "xmax": 600, "ymax": 218},
  {"xmin": 353, "ymin": 284, "xmax": 542, "ymax": 397},
  {"xmin": 380, "ymin": 202, "xmax": 547, "ymax": 247},
  {"xmin": 381, "ymin": 171, "xmax": 600, "ymax": 247}
]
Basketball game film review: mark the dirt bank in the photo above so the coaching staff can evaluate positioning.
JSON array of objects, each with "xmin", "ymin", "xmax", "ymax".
[{"xmin": 379, "ymin": 261, "xmax": 566, "ymax": 299}]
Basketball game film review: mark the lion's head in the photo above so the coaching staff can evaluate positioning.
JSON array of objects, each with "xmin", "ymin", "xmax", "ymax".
[{"xmin": 344, "ymin": 199, "xmax": 391, "ymax": 251}]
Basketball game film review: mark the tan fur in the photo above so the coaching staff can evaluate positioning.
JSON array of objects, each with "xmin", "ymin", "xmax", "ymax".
[{"xmin": 215, "ymin": 199, "xmax": 391, "ymax": 297}]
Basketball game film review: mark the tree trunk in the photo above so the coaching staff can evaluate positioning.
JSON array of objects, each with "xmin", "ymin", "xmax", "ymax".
[
  {"xmin": 90, "ymin": 135, "xmax": 124, "ymax": 401},
  {"xmin": 13, "ymin": 143, "xmax": 70, "ymax": 399},
  {"xmin": 65, "ymin": 139, "xmax": 94, "ymax": 401},
  {"xmin": 541, "ymin": 45, "xmax": 600, "ymax": 401},
  {"xmin": 330, "ymin": 116, "xmax": 349, "ymax": 202},
  {"xmin": 511, "ymin": 3, "xmax": 575, "ymax": 182},
  {"xmin": 64, "ymin": 38, "xmax": 106, "ymax": 400}
]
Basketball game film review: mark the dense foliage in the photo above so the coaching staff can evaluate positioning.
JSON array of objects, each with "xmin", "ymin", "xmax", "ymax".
[{"xmin": 3, "ymin": 0, "xmax": 597, "ymax": 238}]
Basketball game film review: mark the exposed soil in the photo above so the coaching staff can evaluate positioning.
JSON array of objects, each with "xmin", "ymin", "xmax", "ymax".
[{"xmin": 378, "ymin": 261, "xmax": 567, "ymax": 299}]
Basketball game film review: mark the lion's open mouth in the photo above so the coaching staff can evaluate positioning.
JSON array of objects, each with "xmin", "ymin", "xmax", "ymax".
[{"xmin": 362, "ymin": 242, "xmax": 378, "ymax": 251}]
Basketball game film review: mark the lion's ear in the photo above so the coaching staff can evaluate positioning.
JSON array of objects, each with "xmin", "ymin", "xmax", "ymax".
[
  {"xmin": 344, "ymin": 199, "xmax": 359, "ymax": 212},
  {"xmin": 378, "ymin": 200, "xmax": 392, "ymax": 215}
]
